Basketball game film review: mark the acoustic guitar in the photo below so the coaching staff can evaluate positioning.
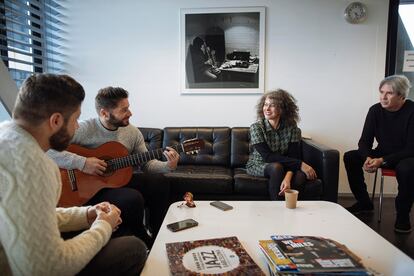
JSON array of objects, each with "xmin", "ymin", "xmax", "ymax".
[{"xmin": 58, "ymin": 138, "xmax": 204, "ymax": 207}]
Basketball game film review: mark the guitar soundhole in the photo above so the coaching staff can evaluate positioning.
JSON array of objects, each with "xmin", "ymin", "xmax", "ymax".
[
  {"xmin": 102, "ymin": 170, "xmax": 114, "ymax": 177},
  {"xmin": 102, "ymin": 156, "xmax": 115, "ymax": 177}
]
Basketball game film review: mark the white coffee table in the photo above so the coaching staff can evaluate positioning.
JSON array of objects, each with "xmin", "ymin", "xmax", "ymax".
[{"xmin": 140, "ymin": 201, "xmax": 414, "ymax": 275}]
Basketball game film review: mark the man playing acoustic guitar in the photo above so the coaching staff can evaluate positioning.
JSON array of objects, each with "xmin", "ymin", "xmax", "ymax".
[
  {"xmin": 0, "ymin": 74, "xmax": 147, "ymax": 275},
  {"xmin": 48, "ymin": 86, "xmax": 180, "ymax": 245}
]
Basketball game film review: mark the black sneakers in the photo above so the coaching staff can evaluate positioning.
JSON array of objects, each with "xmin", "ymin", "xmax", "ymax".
[
  {"xmin": 346, "ymin": 202, "xmax": 374, "ymax": 214},
  {"xmin": 394, "ymin": 216, "xmax": 412, "ymax": 234}
]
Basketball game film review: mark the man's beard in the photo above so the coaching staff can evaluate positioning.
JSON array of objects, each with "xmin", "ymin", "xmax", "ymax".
[
  {"xmin": 107, "ymin": 113, "xmax": 129, "ymax": 128},
  {"xmin": 49, "ymin": 124, "xmax": 72, "ymax": 151}
]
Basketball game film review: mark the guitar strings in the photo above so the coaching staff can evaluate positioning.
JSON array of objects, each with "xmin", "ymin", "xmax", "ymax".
[{"xmin": 106, "ymin": 144, "xmax": 182, "ymax": 170}]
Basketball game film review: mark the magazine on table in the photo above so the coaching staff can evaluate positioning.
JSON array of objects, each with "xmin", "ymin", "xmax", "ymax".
[
  {"xmin": 259, "ymin": 240, "xmax": 370, "ymax": 275},
  {"xmin": 264, "ymin": 235, "xmax": 369, "ymax": 275},
  {"xmin": 165, "ymin": 236, "xmax": 265, "ymax": 275},
  {"xmin": 259, "ymin": 240, "xmax": 297, "ymax": 272}
]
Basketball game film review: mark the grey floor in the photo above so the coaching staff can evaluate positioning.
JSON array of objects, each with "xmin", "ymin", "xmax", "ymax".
[{"xmin": 338, "ymin": 195, "xmax": 414, "ymax": 260}]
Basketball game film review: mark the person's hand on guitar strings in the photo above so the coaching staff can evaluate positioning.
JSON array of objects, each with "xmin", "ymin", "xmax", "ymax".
[
  {"xmin": 82, "ymin": 157, "xmax": 107, "ymax": 176},
  {"xmin": 164, "ymin": 147, "xmax": 180, "ymax": 170}
]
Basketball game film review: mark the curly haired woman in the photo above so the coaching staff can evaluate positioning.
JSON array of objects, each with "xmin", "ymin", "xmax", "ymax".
[{"xmin": 246, "ymin": 89, "xmax": 317, "ymax": 200}]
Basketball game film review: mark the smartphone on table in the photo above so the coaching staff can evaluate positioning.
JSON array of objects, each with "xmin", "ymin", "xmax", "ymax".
[
  {"xmin": 166, "ymin": 218, "xmax": 198, "ymax": 232},
  {"xmin": 210, "ymin": 201, "xmax": 233, "ymax": 211}
]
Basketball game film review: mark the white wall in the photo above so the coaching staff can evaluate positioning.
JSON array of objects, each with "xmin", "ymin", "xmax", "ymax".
[{"xmin": 62, "ymin": 0, "xmax": 396, "ymax": 195}]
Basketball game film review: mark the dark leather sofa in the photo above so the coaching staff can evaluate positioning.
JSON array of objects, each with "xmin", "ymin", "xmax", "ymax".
[{"xmin": 139, "ymin": 127, "xmax": 340, "ymax": 203}]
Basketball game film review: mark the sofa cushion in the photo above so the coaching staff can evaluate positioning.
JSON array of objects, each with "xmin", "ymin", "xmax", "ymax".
[
  {"xmin": 233, "ymin": 168, "xmax": 268, "ymax": 196},
  {"xmin": 231, "ymin": 127, "xmax": 250, "ymax": 168},
  {"xmin": 138, "ymin": 127, "xmax": 163, "ymax": 151},
  {"xmin": 233, "ymin": 168, "xmax": 323, "ymax": 200},
  {"xmin": 165, "ymin": 165, "xmax": 233, "ymax": 194},
  {"xmin": 163, "ymin": 127, "xmax": 231, "ymax": 166}
]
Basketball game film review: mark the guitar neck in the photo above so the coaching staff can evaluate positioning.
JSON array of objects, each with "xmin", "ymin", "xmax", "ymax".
[{"xmin": 106, "ymin": 144, "xmax": 184, "ymax": 170}]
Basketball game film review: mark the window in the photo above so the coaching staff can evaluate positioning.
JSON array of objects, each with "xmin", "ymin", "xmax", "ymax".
[
  {"xmin": 386, "ymin": 0, "xmax": 414, "ymax": 100},
  {"xmin": 0, "ymin": 99, "xmax": 9, "ymax": 121},
  {"xmin": 0, "ymin": 0, "xmax": 65, "ymax": 118},
  {"xmin": 0, "ymin": 0, "xmax": 66, "ymax": 87},
  {"xmin": 395, "ymin": 2, "xmax": 414, "ymax": 100}
]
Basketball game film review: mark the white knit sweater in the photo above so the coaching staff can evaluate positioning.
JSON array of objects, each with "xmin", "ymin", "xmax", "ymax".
[{"xmin": 0, "ymin": 121, "xmax": 112, "ymax": 276}]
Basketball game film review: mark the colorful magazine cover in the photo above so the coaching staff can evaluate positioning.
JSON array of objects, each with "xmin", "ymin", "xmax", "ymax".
[
  {"xmin": 259, "ymin": 240, "xmax": 297, "ymax": 272},
  {"xmin": 270, "ymin": 236, "xmax": 367, "ymax": 274},
  {"xmin": 165, "ymin": 236, "xmax": 265, "ymax": 275}
]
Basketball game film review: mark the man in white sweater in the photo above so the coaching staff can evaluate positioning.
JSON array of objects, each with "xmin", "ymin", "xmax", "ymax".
[{"xmin": 0, "ymin": 74, "xmax": 147, "ymax": 275}]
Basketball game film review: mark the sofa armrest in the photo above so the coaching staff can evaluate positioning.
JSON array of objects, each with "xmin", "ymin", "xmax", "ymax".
[{"xmin": 301, "ymin": 139, "xmax": 339, "ymax": 202}]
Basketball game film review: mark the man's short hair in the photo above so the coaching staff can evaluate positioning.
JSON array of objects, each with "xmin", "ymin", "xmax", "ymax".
[
  {"xmin": 13, "ymin": 74, "xmax": 85, "ymax": 125},
  {"xmin": 95, "ymin": 87, "xmax": 129, "ymax": 114},
  {"xmin": 379, "ymin": 75, "xmax": 412, "ymax": 99}
]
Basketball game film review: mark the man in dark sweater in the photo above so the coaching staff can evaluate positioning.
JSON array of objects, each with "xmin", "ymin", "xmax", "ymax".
[{"xmin": 344, "ymin": 75, "xmax": 414, "ymax": 233}]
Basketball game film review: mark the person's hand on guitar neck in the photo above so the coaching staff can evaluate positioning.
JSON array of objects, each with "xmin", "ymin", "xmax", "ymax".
[
  {"xmin": 164, "ymin": 147, "xmax": 180, "ymax": 170},
  {"xmin": 83, "ymin": 157, "xmax": 108, "ymax": 176},
  {"xmin": 87, "ymin": 202, "xmax": 122, "ymax": 232}
]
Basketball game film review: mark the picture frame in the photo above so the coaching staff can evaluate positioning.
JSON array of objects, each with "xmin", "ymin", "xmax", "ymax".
[{"xmin": 180, "ymin": 7, "xmax": 265, "ymax": 94}]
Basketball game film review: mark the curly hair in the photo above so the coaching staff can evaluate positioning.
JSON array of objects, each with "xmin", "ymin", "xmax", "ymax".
[{"xmin": 256, "ymin": 89, "xmax": 300, "ymax": 126}]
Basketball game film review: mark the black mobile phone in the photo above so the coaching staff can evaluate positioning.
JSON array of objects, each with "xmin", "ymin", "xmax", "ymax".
[
  {"xmin": 166, "ymin": 219, "xmax": 199, "ymax": 232},
  {"xmin": 210, "ymin": 201, "xmax": 233, "ymax": 211}
]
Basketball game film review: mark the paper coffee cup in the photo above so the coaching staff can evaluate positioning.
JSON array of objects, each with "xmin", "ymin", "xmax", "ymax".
[{"xmin": 285, "ymin": 189, "xmax": 299, "ymax": 209}]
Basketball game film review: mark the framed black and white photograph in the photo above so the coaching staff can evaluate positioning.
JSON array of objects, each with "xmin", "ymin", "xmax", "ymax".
[{"xmin": 180, "ymin": 7, "xmax": 265, "ymax": 94}]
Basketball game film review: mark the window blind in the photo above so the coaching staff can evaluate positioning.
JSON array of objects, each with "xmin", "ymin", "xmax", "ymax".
[{"xmin": 0, "ymin": 0, "xmax": 66, "ymax": 87}]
